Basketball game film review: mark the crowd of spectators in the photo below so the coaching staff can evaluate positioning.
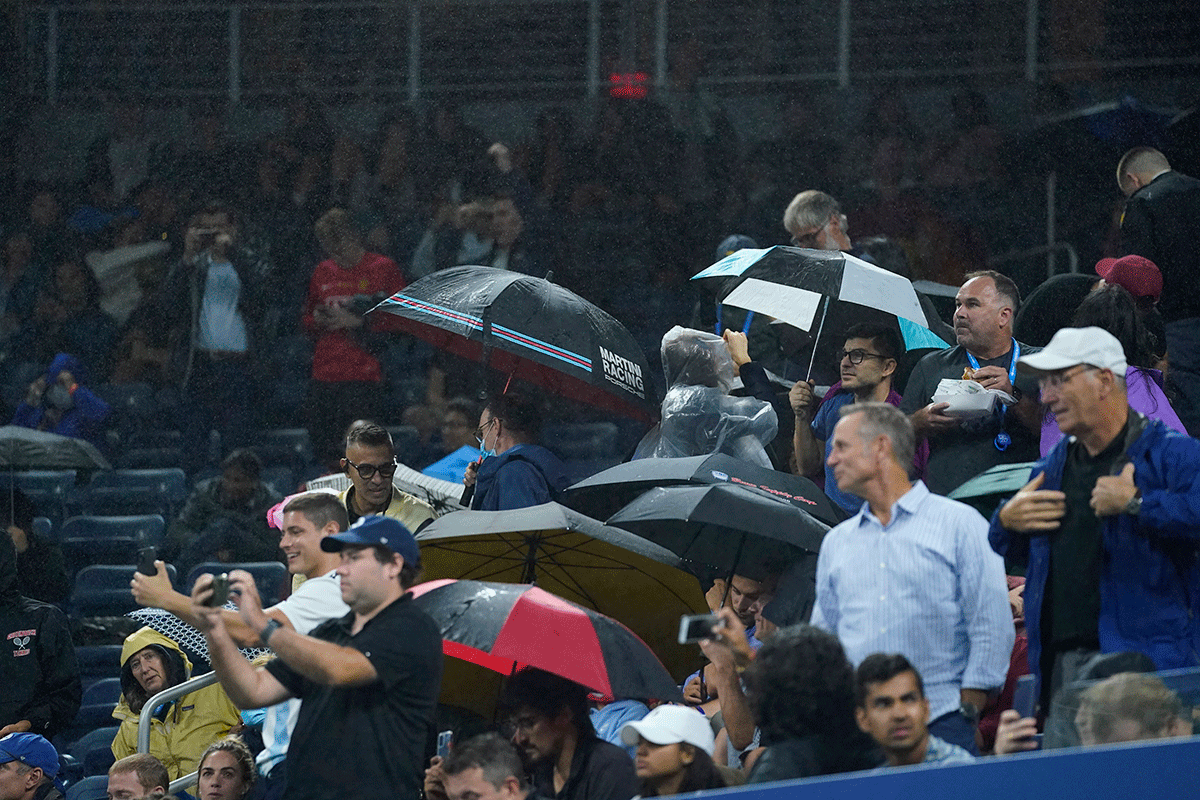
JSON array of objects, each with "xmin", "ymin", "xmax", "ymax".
[{"xmin": 1, "ymin": 80, "xmax": 1198, "ymax": 800}]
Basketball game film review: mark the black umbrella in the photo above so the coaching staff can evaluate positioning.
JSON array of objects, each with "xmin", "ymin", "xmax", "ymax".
[
  {"xmin": 605, "ymin": 483, "xmax": 829, "ymax": 579},
  {"xmin": 560, "ymin": 453, "xmax": 846, "ymax": 527},
  {"xmin": 410, "ymin": 579, "xmax": 684, "ymax": 703},
  {"xmin": 371, "ymin": 266, "xmax": 658, "ymax": 421},
  {"xmin": 0, "ymin": 425, "xmax": 111, "ymax": 470},
  {"xmin": 414, "ymin": 502, "xmax": 708, "ymax": 677},
  {"xmin": 947, "ymin": 461, "xmax": 1036, "ymax": 519}
]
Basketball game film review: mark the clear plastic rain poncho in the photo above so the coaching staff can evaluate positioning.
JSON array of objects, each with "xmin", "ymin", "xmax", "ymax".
[{"xmin": 633, "ymin": 326, "xmax": 778, "ymax": 467}]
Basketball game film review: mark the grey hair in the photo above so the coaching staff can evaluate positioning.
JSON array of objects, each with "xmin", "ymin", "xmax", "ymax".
[
  {"xmin": 839, "ymin": 402, "xmax": 915, "ymax": 469},
  {"xmin": 783, "ymin": 190, "xmax": 845, "ymax": 237}
]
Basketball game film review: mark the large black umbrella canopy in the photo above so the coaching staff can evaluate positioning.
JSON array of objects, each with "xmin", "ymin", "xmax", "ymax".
[
  {"xmin": 410, "ymin": 579, "xmax": 684, "ymax": 703},
  {"xmin": 560, "ymin": 453, "xmax": 846, "ymax": 527},
  {"xmin": 605, "ymin": 483, "xmax": 829, "ymax": 579},
  {"xmin": 371, "ymin": 266, "xmax": 658, "ymax": 421},
  {"xmin": 415, "ymin": 501, "xmax": 708, "ymax": 678}
]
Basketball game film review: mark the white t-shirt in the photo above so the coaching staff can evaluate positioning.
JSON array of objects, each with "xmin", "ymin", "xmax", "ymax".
[{"xmin": 257, "ymin": 571, "xmax": 349, "ymax": 776}]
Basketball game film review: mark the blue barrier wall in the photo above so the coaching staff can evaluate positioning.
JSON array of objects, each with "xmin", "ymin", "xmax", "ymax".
[{"xmin": 709, "ymin": 736, "xmax": 1200, "ymax": 799}]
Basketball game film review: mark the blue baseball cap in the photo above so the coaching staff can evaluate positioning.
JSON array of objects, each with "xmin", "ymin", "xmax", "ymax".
[
  {"xmin": 0, "ymin": 733, "xmax": 60, "ymax": 780},
  {"xmin": 321, "ymin": 514, "xmax": 420, "ymax": 566}
]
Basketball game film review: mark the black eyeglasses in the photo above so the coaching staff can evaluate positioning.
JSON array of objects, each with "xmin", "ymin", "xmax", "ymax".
[
  {"xmin": 474, "ymin": 417, "xmax": 498, "ymax": 444},
  {"xmin": 839, "ymin": 349, "xmax": 888, "ymax": 365},
  {"xmin": 343, "ymin": 457, "xmax": 398, "ymax": 479}
]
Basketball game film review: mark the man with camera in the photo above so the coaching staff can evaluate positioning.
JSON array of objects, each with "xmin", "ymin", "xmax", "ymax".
[
  {"xmin": 153, "ymin": 201, "xmax": 264, "ymax": 469},
  {"xmin": 194, "ymin": 515, "xmax": 443, "ymax": 800}
]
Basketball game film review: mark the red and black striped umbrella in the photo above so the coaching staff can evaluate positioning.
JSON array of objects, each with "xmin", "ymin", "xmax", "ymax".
[{"xmin": 410, "ymin": 578, "xmax": 683, "ymax": 702}]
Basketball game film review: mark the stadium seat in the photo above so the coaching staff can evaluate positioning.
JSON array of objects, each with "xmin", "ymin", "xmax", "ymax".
[
  {"xmin": 81, "ymin": 469, "xmax": 188, "ymax": 518},
  {"xmin": 253, "ymin": 428, "xmax": 315, "ymax": 472},
  {"xmin": 65, "ymin": 774, "xmax": 109, "ymax": 800},
  {"xmin": 0, "ymin": 470, "xmax": 76, "ymax": 525},
  {"xmin": 69, "ymin": 563, "xmax": 177, "ymax": 619},
  {"xmin": 59, "ymin": 516, "xmax": 166, "ymax": 578},
  {"xmin": 75, "ymin": 644, "xmax": 123, "ymax": 689}
]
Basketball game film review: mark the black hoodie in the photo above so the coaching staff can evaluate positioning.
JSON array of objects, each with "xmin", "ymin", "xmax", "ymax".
[{"xmin": 0, "ymin": 533, "xmax": 81, "ymax": 737}]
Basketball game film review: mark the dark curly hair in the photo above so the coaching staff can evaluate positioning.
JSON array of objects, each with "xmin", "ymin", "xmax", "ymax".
[{"xmin": 743, "ymin": 624, "xmax": 859, "ymax": 745}]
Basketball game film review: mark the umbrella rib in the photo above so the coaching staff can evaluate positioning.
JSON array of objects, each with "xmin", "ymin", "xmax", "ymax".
[{"xmin": 532, "ymin": 535, "xmax": 704, "ymax": 610}]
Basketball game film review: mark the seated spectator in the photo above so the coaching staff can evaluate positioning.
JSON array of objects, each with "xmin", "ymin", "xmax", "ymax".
[
  {"xmin": 854, "ymin": 653, "xmax": 973, "ymax": 768},
  {"xmin": 10, "ymin": 353, "xmax": 110, "ymax": 447},
  {"xmin": 0, "ymin": 488, "xmax": 68, "ymax": 605},
  {"xmin": 420, "ymin": 397, "xmax": 482, "ymax": 483},
  {"xmin": 196, "ymin": 737, "xmax": 255, "ymax": 800},
  {"xmin": 0, "ymin": 534, "xmax": 80, "ymax": 740},
  {"xmin": 633, "ymin": 326, "xmax": 777, "ymax": 468},
  {"xmin": 996, "ymin": 671, "xmax": 1192, "ymax": 754},
  {"xmin": 589, "ymin": 695, "xmax": 649, "ymax": 757},
  {"xmin": 743, "ymin": 625, "xmax": 882, "ymax": 783},
  {"xmin": 111, "ymin": 627, "xmax": 242, "ymax": 780},
  {"xmin": 0, "ymin": 732, "xmax": 65, "ymax": 800},
  {"xmin": 464, "ymin": 393, "xmax": 569, "ymax": 511},
  {"xmin": 619, "ymin": 705, "xmax": 727, "ymax": 796},
  {"xmin": 18, "ymin": 258, "xmax": 119, "ymax": 384},
  {"xmin": 107, "ymin": 754, "xmax": 169, "ymax": 800},
  {"xmin": 161, "ymin": 449, "xmax": 283, "ymax": 575},
  {"xmin": 499, "ymin": 667, "xmax": 637, "ymax": 800}
]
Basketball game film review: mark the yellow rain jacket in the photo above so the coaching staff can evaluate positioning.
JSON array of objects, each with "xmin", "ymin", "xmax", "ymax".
[{"xmin": 111, "ymin": 627, "xmax": 241, "ymax": 779}]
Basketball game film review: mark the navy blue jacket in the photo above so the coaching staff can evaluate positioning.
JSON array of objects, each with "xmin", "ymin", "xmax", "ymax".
[
  {"xmin": 989, "ymin": 415, "xmax": 1200, "ymax": 684},
  {"xmin": 471, "ymin": 444, "xmax": 570, "ymax": 511}
]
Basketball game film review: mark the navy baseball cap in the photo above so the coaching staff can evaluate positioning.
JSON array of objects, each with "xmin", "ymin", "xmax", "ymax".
[
  {"xmin": 0, "ymin": 733, "xmax": 60, "ymax": 781},
  {"xmin": 321, "ymin": 514, "xmax": 420, "ymax": 566},
  {"xmin": 715, "ymin": 234, "xmax": 758, "ymax": 262}
]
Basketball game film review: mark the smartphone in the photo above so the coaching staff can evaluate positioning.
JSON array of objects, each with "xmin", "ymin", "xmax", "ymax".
[
  {"xmin": 436, "ymin": 730, "xmax": 453, "ymax": 760},
  {"xmin": 204, "ymin": 573, "xmax": 230, "ymax": 607},
  {"xmin": 1012, "ymin": 674, "xmax": 1037, "ymax": 719},
  {"xmin": 1010, "ymin": 674, "xmax": 1043, "ymax": 749},
  {"xmin": 678, "ymin": 613, "xmax": 722, "ymax": 645},
  {"xmin": 136, "ymin": 546, "xmax": 158, "ymax": 576}
]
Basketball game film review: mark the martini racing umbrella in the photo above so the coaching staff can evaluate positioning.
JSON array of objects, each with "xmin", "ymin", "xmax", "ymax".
[
  {"xmin": 371, "ymin": 266, "xmax": 657, "ymax": 421},
  {"xmin": 605, "ymin": 483, "xmax": 829, "ymax": 580},
  {"xmin": 560, "ymin": 452, "xmax": 845, "ymax": 527},
  {"xmin": 414, "ymin": 501, "xmax": 708, "ymax": 677},
  {"xmin": 692, "ymin": 246, "xmax": 950, "ymax": 380},
  {"xmin": 410, "ymin": 579, "xmax": 684, "ymax": 702}
]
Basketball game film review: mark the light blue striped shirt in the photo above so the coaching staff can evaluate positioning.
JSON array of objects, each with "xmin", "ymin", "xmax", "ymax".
[{"xmin": 811, "ymin": 481, "xmax": 1014, "ymax": 720}]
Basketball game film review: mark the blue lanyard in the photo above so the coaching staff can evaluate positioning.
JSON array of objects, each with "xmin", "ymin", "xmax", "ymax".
[{"xmin": 966, "ymin": 338, "xmax": 1020, "ymax": 451}]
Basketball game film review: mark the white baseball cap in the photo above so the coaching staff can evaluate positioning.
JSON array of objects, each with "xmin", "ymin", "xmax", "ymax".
[
  {"xmin": 620, "ymin": 704, "xmax": 714, "ymax": 753},
  {"xmin": 1017, "ymin": 326, "xmax": 1127, "ymax": 376}
]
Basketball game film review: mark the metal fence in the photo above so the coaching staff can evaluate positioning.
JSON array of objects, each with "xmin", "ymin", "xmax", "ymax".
[{"xmin": 17, "ymin": 0, "xmax": 1200, "ymax": 104}]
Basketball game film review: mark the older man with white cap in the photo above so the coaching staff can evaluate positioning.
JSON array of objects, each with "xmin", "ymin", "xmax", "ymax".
[{"xmin": 989, "ymin": 326, "xmax": 1200, "ymax": 710}]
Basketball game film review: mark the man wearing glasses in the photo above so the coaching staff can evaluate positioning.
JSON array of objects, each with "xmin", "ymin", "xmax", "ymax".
[
  {"xmin": 782, "ymin": 190, "xmax": 853, "ymax": 251},
  {"xmin": 990, "ymin": 326, "xmax": 1200, "ymax": 710},
  {"xmin": 339, "ymin": 421, "xmax": 436, "ymax": 531},
  {"xmin": 790, "ymin": 323, "xmax": 904, "ymax": 514}
]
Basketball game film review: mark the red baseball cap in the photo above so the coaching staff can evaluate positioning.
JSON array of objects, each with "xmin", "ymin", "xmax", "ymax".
[{"xmin": 1094, "ymin": 255, "xmax": 1162, "ymax": 302}]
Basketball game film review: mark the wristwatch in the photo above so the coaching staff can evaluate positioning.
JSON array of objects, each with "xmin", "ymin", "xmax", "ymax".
[
  {"xmin": 260, "ymin": 619, "xmax": 283, "ymax": 647},
  {"xmin": 1125, "ymin": 494, "xmax": 1143, "ymax": 516},
  {"xmin": 960, "ymin": 701, "xmax": 981, "ymax": 725}
]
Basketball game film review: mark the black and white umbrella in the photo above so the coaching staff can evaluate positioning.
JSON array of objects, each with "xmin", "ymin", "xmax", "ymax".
[{"xmin": 693, "ymin": 246, "xmax": 949, "ymax": 377}]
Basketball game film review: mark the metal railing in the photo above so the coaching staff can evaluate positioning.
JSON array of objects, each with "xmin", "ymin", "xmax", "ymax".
[
  {"xmin": 17, "ymin": 0, "xmax": 1200, "ymax": 104},
  {"xmin": 137, "ymin": 671, "xmax": 220, "ymax": 794}
]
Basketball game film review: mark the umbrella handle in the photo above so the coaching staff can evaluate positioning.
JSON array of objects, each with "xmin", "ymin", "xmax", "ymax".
[{"xmin": 805, "ymin": 297, "xmax": 831, "ymax": 382}]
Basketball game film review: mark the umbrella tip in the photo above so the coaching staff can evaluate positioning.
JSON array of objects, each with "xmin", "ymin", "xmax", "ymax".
[{"xmin": 544, "ymin": 270, "xmax": 555, "ymax": 283}]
